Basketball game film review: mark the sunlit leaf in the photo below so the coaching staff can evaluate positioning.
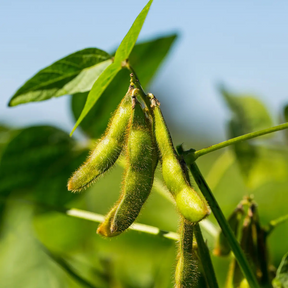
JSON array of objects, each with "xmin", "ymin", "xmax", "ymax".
[
  {"xmin": 9, "ymin": 48, "xmax": 112, "ymax": 106},
  {"xmin": 71, "ymin": 34, "xmax": 177, "ymax": 138},
  {"xmin": 114, "ymin": 0, "xmax": 153, "ymax": 64},
  {"xmin": 70, "ymin": 0, "xmax": 154, "ymax": 135},
  {"xmin": 70, "ymin": 63, "xmax": 121, "ymax": 135}
]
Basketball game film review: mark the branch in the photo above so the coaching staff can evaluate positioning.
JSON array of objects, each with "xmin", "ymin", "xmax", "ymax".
[
  {"xmin": 184, "ymin": 122, "xmax": 288, "ymax": 161},
  {"xmin": 0, "ymin": 197, "xmax": 180, "ymax": 241},
  {"xmin": 267, "ymin": 213, "xmax": 288, "ymax": 235},
  {"xmin": 66, "ymin": 208, "xmax": 179, "ymax": 241}
]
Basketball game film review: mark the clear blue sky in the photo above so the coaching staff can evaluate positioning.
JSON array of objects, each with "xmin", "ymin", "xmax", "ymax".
[{"xmin": 1, "ymin": 0, "xmax": 288, "ymax": 143}]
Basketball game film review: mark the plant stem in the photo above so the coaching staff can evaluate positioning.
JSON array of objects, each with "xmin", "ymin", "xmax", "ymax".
[
  {"xmin": 193, "ymin": 122, "xmax": 288, "ymax": 159},
  {"xmin": 187, "ymin": 162, "xmax": 260, "ymax": 288},
  {"xmin": 194, "ymin": 224, "xmax": 219, "ymax": 288},
  {"xmin": 267, "ymin": 213, "xmax": 288, "ymax": 234},
  {"xmin": 66, "ymin": 208, "xmax": 180, "ymax": 241},
  {"xmin": 0, "ymin": 196, "xmax": 180, "ymax": 241}
]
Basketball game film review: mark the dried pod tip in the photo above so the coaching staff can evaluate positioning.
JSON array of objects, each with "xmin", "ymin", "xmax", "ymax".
[{"xmin": 148, "ymin": 93, "xmax": 160, "ymax": 107}]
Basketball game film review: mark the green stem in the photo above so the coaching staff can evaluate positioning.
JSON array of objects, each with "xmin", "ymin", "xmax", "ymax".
[
  {"xmin": 193, "ymin": 122, "xmax": 288, "ymax": 159},
  {"xmin": 188, "ymin": 162, "xmax": 260, "ymax": 288},
  {"xmin": 0, "ymin": 197, "xmax": 179, "ymax": 241},
  {"xmin": 194, "ymin": 224, "xmax": 219, "ymax": 288},
  {"xmin": 267, "ymin": 213, "xmax": 288, "ymax": 234}
]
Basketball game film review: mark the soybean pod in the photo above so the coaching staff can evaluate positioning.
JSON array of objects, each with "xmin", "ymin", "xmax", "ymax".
[
  {"xmin": 98, "ymin": 92, "xmax": 157, "ymax": 236},
  {"xmin": 68, "ymin": 86, "xmax": 133, "ymax": 192},
  {"xmin": 175, "ymin": 218, "xmax": 196, "ymax": 288},
  {"xmin": 149, "ymin": 94, "xmax": 210, "ymax": 223}
]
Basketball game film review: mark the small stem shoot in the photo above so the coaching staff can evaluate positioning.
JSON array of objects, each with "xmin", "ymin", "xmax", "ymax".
[{"xmin": 187, "ymin": 122, "xmax": 288, "ymax": 161}]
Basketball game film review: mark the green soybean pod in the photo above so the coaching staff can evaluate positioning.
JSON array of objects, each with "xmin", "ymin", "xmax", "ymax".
[
  {"xmin": 213, "ymin": 205, "xmax": 244, "ymax": 257},
  {"xmin": 97, "ymin": 206, "xmax": 121, "ymax": 237},
  {"xmin": 175, "ymin": 218, "xmax": 196, "ymax": 288},
  {"xmin": 110, "ymin": 95, "xmax": 158, "ymax": 234},
  {"xmin": 149, "ymin": 94, "xmax": 209, "ymax": 223},
  {"xmin": 67, "ymin": 86, "xmax": 133, "ymax": 192}
]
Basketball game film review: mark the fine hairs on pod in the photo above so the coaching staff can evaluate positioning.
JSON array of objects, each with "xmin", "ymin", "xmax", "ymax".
[
  {"xmin": 98, "ymin": 91, "xmax": 158, "ymax": 236},
  {"xmin": 67, "ymin": 85, "xmax": 133, "ymax": 192},
  {"xmin": 175, "ymin": 218, "xmax": 198, "ymax": 288},
  {"xmin": 148, "ymin": 93, "xmax": 210, "ymax": 223}
]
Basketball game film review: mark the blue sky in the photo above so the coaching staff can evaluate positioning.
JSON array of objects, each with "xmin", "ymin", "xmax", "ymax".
[{"xmin": 1, "ymin": 0, "xmax": 288, "ymax": 143}]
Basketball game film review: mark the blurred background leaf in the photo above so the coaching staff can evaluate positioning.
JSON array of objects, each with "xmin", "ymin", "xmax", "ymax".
[
  {"xmin": 273, "ymin": 252, "xmax": 288, "ymax": 288},
  {"xmin": 0, "ymin": 126, "xmax": 87, "ymax": 230},
  {"xmin": 220, "ymin": 86, "xmax": 288, "ymax": 189},
  {"xmin": 71, "ymin": 34, "xmax": 177, "ymax": 139}
]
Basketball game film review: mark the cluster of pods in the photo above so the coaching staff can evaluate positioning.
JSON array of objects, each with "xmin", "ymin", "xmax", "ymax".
[{"xmin": 68, "ymin": 74, "xmax": 210, "ymax": 286}]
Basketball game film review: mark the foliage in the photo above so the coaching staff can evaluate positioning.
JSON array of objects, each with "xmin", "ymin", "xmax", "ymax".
[{"xmin": 1, "ymin": 1, "xmax": 288, "ymax": 287}]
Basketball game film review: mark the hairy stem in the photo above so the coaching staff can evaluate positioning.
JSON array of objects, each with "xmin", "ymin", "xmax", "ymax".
[
  {"xmin": 194, "ymin": 224, "xmax": 219, "ymax": 288},
  {"xmin": 187, "ymin": 162, "xmax": 260, "ymax": 288},
  {"xmin": 190, "ymin": 122, "xmax": 288, "ymax": 160}
]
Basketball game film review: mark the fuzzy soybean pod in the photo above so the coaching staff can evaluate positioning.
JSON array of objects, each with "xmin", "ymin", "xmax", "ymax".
[
  {"xmin": 149, "ymin": 94, "xmax": 209, "ymax": 223},
  {"xmin": 67, "ymin": 87, "xmax": 133, "ymax": 192},
  {"xmin": 98, "ymin": 96, "xmax": 157, "ymax": 236},
  {"xmin": 175, "ymin": 219, "xmax": 196, "ymax": 288}
]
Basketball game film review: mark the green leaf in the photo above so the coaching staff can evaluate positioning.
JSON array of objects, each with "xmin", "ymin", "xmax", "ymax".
[
  {"xmin": 70, "ymin": 0, "xmax": 154, "ymax": 135},
  {"xmin": 42, "ymin": 246, "xmax": 99, "ymax": 288},
  {"xmin": 0, "ymin": 202, "xmax": 93, "ymax": 288},
  {"xmin": 70, "ymin": 63, "xmax": 121, "ymax": 135},
  {"xmin": 284, "ymin": 105, "xmax": 288, "ymax": 123},
  {"xmin": 71, "ymin": 34, "xmax": 177, "ymax": 139},
  {"xmin": 9, "ymin": 48, "xmax": 112, "ymax": 106},
  {"xmin": 282, "ymin": 104, "xmax": 288, "ymax": 142},
  {"xmin": 114, "ymin": 0, "xmax": 153, "ymax": 64},
  {"xmin": 0, "ymin": 126, "xmax": 74, "ymax": 192},
  {"xmin": 0, "ymin": 126, "xmax": 84, "ymax": 227},
  {"xmin": 220, "ymin": 87, "xmax": 276, "ymax": 188},
  {"xmin": 220, "ymin": 86, "xmax": 273, "ymax": 134},
  {"xmin": 273, "ymin": 252, "xmax": 288, "ymax": 288}
]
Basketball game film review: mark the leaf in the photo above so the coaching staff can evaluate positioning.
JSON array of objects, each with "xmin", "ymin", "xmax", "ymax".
[
  {"xmin": 220, "ymin": 86, "xmax": 273, "ymax": 134},
  {"xmin": 0, "ymin": 202, "xmax": 82, "ymax": 288},
  {"xmin": 282, "ymin": 104, "xmax": 288, "ymax": 142},
  {"xmin": 70, "ymin": 63, "xmax": 121, "ymax": 135},
  {"xmin": 42, "ymin": 246, "xmax": 99, "ymax": 288},
  {"xmin": 70, "ymin": 0, "xmax": 154, "ymax": 135},
  {"xmin": 220, "ymin": 87, "xmax": 276, "ymax": 188},
  {"xmin": 71, "ymin": 34, "xmax": 177, "ymax": 139},
  {"xmin": 114, "ymin": 0, "xmax": 153, "ymax": 64},
  {"xmin": 273, "ymin": 252, "xmax": 288, "ymax": 288},
  {"xmin": 0, "ymin": 125, "xmax": 18, "ymax": 161},
  {"xmin": 9, "ymin": 48, "xmax": 112, "ymax": 106},
  {"xmin": 0, "ymin": 126, "xmax": 83, "ymax": 228},
  {"xmin": 0, "ymin": 126, "xmax": 74, "ymax": 192},
  {"xmin": 284, "ymin": 104, "xmax": 288, "ymax": 123}
]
